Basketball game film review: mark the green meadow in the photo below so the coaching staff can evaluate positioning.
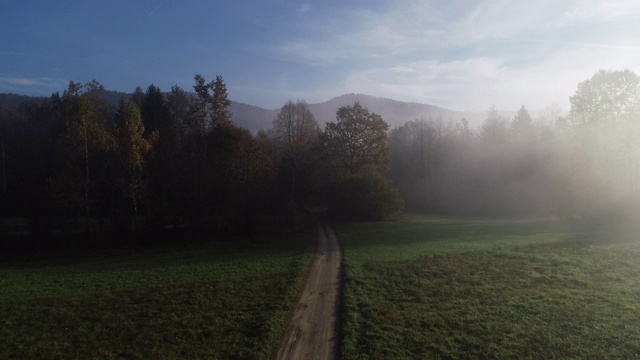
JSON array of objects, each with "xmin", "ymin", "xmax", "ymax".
[
  {"xmin": 0, "ymin": 234, "xmax": 315, "ymax": 360},
  {"xmin": 339, "ymin": 215, "xmax": 640, "ymax": 359},
  {"xmin": 5, "ymin": 215, "xmax": 640, "ymax": 359}
]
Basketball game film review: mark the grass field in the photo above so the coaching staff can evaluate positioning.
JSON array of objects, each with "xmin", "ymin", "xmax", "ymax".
[
  {"xmin": 0, "ymin": 232, "xmax": 315, "ymax": 360},
  {"xmin": 339, "ymin": 215, "xmax": 640, "ymax": 359}
]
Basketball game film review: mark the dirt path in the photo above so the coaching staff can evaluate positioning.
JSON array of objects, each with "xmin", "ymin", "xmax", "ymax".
[{"xmin": 276, "ymin": 221, "xmax": 342, "ymax": 360}]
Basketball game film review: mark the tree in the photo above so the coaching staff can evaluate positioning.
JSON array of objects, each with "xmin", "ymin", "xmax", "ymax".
[
  {"xmin": 173, "ymin": 74, "xmax": 235, "ymax": 228},
  {"xmin": 566, "ymin": 69, "xmax": 640, "ymax": 196},
  {"xmin": 113, "ymin": 100, "xmax": 155, "ymax": 217},
  {"xmin": 272, "ymin": 100, "xmax": 321, "ymax": 196},
  {"xmin": 139, "ymin": 84, "xmax": 178, "ymax": 225},
  {"xmin": 568, "ymin": 70, "xmax": 640, "ymax": 162},
  {"xmin": 190, "ymin": 74, "xmax": 211, "ymax": 135},
  {"xmin": 182, "ymin": 75, "xmax": 215, "ymax": 221},
  {"xmin": 0, "ymin": 105, "xmax": 6, "ymax": 197},
  {"xmin": 167, "ymin": 85, "xmax": 190, "ymax": 134},
  {"xmin": 210, "ymin": 122, "xmax": 274, "ymax": 234},
  {"xmin": 211, "ymin": 75, "xmax": 231, "ymax": 126},
  {"xmin": 188, "ymin": 74, "xmax": 231, "ymax": 133},
  {"xmin": 131, "ymin": 86, "xmax": 144, "ymax": 109},
  {"xmin": 511, "ymin": 105, "xmax": 534, "ymax": 141},
  {"xmin": 50, "ymin": 81, "xmax": 112, "ymax": 218},
  {"xmin": 538, "ymin": 102, "xmax": 564, "ymax": 127},
  {"xmin": 567, "ymin": 70, "xmax": 640, "ymax": 156},
  {"xmin": 331, "ymin": 172, "xmax": 404, "ymax": 221},
  {"xmin": 480, "ymin": 105, "xmax": 509, "ymax": 145},
  {"xmin": 323, "ymin": 102, "xmax": 390, "ymax": 176},
  {"xmin": 389, "ymin": 118, "xmax": 448, "ymax": 211},
  {"xmin": 141, "ymin": 84, "xmax": 170, "ymax": 136},
  {"xmin": 568, "ymin": 69, "xmax": 640, "ymax": 127}
]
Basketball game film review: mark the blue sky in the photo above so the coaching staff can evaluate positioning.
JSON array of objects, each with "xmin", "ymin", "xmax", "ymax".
[{"xmin": 1, "ymin": 1, "xmax": 639, "ymax": 112}]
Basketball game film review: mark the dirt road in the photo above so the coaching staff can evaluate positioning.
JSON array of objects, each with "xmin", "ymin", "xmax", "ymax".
[{"xmin": 276, "ymin": 221, "xmax": 342, "ymax": 360}]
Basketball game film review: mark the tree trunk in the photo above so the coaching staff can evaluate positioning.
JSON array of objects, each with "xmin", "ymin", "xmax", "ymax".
[
  {"xmin": 0, "ymin": 117, "xmax": 5, "ymax": 195},
  {"xmin": 130, "ymin": 186, "xmax": 138, "ymax": 232},
  {"xmin": 131, "ymin": 186, "xmax": 138, "ymax": 217},
  {"xmin": 291, "ymin": 156, "xmax": 296, "ymax": 197},
  {"xmin": 1, "ymin": 139, "xmax": 6, "ymax": 195},
  {"xmin": 84, "ymin": 118, "xmax": 90, "ymax": 217}
]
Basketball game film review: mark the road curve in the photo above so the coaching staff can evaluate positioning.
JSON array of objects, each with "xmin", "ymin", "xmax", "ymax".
[{"xmin": 276, "ymin": 221, "xmax": 342, "ymax": 360}]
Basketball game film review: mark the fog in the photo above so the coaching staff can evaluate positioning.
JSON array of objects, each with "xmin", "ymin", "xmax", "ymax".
[{"xmin": 388, "ymin": 69, "xmax": 640, "ymax": 234}]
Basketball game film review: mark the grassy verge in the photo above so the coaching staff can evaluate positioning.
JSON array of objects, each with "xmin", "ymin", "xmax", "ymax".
[
  {"xmin": 0, "ymin": 232, "xmax": 315, "ymax": 360},
  {"xmin": 339, "ymin": 215, "xmax": 640, "ymax": 359}
]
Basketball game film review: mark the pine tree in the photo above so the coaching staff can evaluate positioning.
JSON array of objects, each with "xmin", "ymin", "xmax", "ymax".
[
  {"xmin": 211, "ymin": 75, "xmax": 232, "ymax": 127},
  {"xmin": 511, "ymin": 105, "xmax": 534, "ymax": 141}
]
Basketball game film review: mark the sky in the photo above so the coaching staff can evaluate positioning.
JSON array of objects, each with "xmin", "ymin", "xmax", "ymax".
[{"xmin": 1, "ymin": 0, "xmax": 640, "ymax": 112}]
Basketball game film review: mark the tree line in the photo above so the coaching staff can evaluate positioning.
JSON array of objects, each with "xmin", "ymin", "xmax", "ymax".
[
  {"xmin": 1, "ymin": 69, "xmax": 638, "ymax": 250},
  {"xmin": 0, "ymin": 74, "xmax": 402, "ymax": 250}
]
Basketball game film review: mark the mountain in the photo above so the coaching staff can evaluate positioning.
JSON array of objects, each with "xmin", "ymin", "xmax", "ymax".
[
  {"xmin": 308, "ymin": 94, "xmax": 484, "ymax": 129},
  {"xmin": 0, "ymin": 91, "xmax": 487, "ymax": 133},
  {"xmin": 0, "ymin": 93, "xmax": 48, "ymax": 108},
  {"xmin": 232, "ymin": 94, "xmax": 486, "ymax": 133},
  {"xmin": 229, "ymin": 102, "xmax": 278, "ymax": 133}
]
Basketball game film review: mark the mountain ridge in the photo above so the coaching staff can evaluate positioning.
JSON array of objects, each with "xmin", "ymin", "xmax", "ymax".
[
  {"xmin": 231, "ymin": 93, "xmax": 487, "ymax": 133},
  {"xmin": 0, "ymin": 91, "xmax": 488, "ymax": 133}
]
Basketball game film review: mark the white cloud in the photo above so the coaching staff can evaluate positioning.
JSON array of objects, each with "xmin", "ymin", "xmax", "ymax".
[
  {"xmin": 269, "ymin": 0, "xmax": 640, "ymax": 111},
  {"xmin": 341, "ymin": 39, "xmax": 640, "ymax": 112},
  {"xmin": 343, "ymin": 57, "xmax": 507, "ymax": 111},
  {"xmin": 563, "ymin": 0, "xmax": 640, "ymax": 22},
  {"xmin": 298, "ymin": 4, "xmax": 311, "ymax": 15},
  {"xmin": 0, "ymin": 77, "xmax": 68, "ymax": 94}
]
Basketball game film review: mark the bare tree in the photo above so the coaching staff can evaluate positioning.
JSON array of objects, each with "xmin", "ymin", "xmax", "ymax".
[{"xmin": 272, "ymin": 100, "xmax": 320, "ymax": 195}]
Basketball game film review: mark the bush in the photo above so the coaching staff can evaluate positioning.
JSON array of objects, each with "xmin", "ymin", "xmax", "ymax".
[{"xmin": 331, "ymin": 173, "xmax": 404, "ymax": 221}]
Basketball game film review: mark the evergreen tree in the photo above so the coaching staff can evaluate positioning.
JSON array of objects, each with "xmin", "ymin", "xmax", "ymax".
[
  {"xmin": 480, "ymin": 105, "xmax": 509, "ymax": 145},
  {"xmin": 511, "ymin": 105, "xmax": 534, "ymax": 141},
  {"xmin": 190, "ymin": 74, "xmax": 211, "ymax": 135},
  {"xmin": 141, "ymin": 84, "xmax": 170, "ymax": 136},
  {"xmin": 211, "ymin": 75, "xmax": 231, "ymax": 127}
]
